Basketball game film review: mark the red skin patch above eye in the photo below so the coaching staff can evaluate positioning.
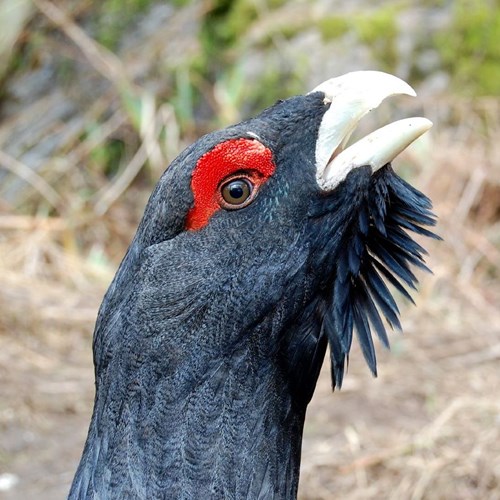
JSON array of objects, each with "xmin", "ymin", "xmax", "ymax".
[{"xmin": 185, "ymin": 138, "xmax": 275, "ymax": 231}]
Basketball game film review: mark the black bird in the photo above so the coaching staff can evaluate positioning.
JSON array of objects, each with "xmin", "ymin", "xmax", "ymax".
[{"xmin": 70, "ymin": 71, "xmax": 438, "ymax": 499}]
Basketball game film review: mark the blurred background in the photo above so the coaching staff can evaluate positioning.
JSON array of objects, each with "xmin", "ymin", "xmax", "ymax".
[{"xmin": 0, "ymin": 0, "xmax": 499, "ymax": 498}]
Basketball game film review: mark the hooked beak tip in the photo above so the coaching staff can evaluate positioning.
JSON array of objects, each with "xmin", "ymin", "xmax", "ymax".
[{"xmin": 311, "ymin": 71, "xmax": 430, "ymax": 190}]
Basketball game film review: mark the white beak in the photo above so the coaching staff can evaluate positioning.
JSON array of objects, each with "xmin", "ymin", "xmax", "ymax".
[{"xmin": 310, "ymin": 71, "xmax": 432, "ymax": 190}]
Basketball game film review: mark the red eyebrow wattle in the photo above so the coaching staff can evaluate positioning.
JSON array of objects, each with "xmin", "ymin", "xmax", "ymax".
[{"xmin": 185, "ymin": 138, "xmax": 275, "ymax": 231}]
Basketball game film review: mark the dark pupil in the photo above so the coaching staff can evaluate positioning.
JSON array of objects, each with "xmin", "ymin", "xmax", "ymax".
[
  {"xmin": 222, "ymin": 179, "xmax": 251, "ymax": 205},
  {"xmin": 228, "ymin": 182, "xmax": 244, "ymax": 200}
]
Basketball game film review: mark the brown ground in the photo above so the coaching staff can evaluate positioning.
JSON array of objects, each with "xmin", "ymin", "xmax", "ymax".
[{"xmin": 1, "ymin": 102, "xmax": 499, "ymax": 500}]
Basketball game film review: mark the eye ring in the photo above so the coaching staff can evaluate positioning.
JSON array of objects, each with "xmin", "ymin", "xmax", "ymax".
[{"xmin": 218, "ymin": 174, "xmax": 257, "ymax": 210}]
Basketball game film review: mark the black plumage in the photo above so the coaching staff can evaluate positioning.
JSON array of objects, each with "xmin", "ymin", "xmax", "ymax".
[
  {"xmin": 310, "ymin": 166, "xmax": 440, "ymax": 387},
  {"xmin": 70, "ymin": 82, "xmax": 438, "ymax": 499}
]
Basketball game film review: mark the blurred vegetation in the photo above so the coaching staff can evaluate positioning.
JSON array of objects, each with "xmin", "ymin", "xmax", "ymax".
[
  {"xmin": 92, "ymin": 0, "xmax": 157, "ymax": 50},
  {"xmin": 2, "ymin": 0, "xmax": 499, "ymax": 128},
  {"xmin": 435, "ymin": 0, "xmax": 500, "ymax": 96},
  {"xmin": 319, "ymin": 7, "xmax": 400, "ymax": 72}
]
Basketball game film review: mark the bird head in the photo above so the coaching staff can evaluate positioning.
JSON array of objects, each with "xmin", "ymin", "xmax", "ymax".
[
  {"xmin": 75, "ymin": 71, "xmax": 438, "ymax": 499},
  {"xmin": 101, "ymin": 71, "xmax": 436, "ymax": 391}
]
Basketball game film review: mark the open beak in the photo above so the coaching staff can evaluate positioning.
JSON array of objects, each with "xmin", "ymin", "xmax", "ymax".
[{"xmin": 309, "ymin": 71, "xmax": 432, "ymax": 190}]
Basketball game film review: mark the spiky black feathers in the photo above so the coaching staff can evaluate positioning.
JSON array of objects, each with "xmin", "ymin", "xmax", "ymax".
[{"xmin": 308, "ymin": 165, "xmax": 440, "ymax": 389}]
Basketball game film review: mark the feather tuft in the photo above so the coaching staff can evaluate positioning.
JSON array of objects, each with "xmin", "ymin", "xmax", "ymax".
[{"xmin": 326, "ymin": 166, "xmax": 440, "ymax": 388}]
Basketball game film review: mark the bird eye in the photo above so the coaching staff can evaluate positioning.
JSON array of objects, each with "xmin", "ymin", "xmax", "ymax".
[{"xmin": 219, "ymin": 177, "xmax": 255, "ymax": 209}]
